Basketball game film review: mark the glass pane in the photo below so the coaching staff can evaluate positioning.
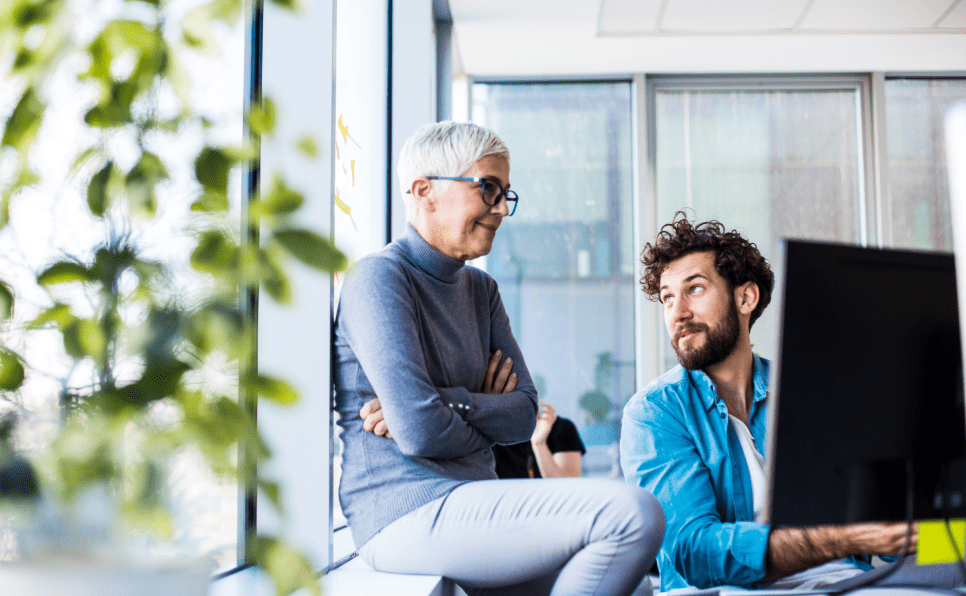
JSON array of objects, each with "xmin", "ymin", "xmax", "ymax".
[
  {"xmin": 473, "ymin": 82, "xmax": 635, "ymax": 477},
  {"xmin": 885, "ymin": 78, "xmax": 966, "ymax": 252},
  {"xmin": 655, "ymin": 87, "xmax": 863, "ymax": 371},
  {"xmin": 0, "ymin": 0, "xmax": 242, "ymax": 570}
]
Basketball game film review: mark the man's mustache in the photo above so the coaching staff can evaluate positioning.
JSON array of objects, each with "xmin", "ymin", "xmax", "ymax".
[{"xmin": 674, "ymin": 322, "xmax": 709, "ymax": 343}]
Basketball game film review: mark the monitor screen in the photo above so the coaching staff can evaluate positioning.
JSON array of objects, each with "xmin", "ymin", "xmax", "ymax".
[{"xmin": 764, "ymin": 239, "xmax": 966, "ymax": 526}]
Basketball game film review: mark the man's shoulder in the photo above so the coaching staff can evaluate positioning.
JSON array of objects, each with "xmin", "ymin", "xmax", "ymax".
[{"xmin": 624, "ymin": 365, "xmax": 694, "ymax": 418}]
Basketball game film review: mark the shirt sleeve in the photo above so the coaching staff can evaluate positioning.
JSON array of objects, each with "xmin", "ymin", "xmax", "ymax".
[
  {"xmin": 621, "ymin": 393, "xmax": 770, "ymax": 589},
  {"xmin": 339, "ymin": 257, "xmax": 496, "ymax": 459},
  {"xmin": 547, "ymin": 417, "xmax": 586, "ymax": 455}
]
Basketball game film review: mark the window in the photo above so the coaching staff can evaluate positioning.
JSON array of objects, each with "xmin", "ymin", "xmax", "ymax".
[
  {"xmin": 0, "ymin": 0, "xmax": 244, "ymax": 569},
  {"xmin": 650, "ymin": 76, "xmax": 871, "ymax": 370},
  {"xmin": 885, "ymin": 78, "xmax": 966, "ymax": 252},
  {"xmin": 472, "ymin": 82, "xmax": 635, "ymax": 477}
]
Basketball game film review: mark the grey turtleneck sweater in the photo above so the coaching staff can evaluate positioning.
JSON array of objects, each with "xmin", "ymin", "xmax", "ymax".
[{"xmin": 333, "ymin": 224, "xmax": 538, "ymax": 548}]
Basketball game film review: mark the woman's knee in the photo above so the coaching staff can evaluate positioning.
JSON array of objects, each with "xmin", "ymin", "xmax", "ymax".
[{"xmin": 604, "ymin": 482, "xmax": 666, "ymax": 552}]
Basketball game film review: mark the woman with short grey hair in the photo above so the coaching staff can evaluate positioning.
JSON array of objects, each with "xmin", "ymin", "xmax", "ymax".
[{"xmin": 333, "ymin": 120, "xmax": 664, "ymax": 596}]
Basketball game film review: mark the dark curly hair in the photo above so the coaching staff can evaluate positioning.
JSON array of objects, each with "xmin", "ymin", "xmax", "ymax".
[{"xmin": 640, "ymin": 211, "xmax": 774, "ymax": 328}]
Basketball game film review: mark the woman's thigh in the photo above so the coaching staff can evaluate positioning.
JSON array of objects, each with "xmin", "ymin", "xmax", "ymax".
[{"xmin": 358, "ymin": 477, "xmax": 658, "ymax": 589}]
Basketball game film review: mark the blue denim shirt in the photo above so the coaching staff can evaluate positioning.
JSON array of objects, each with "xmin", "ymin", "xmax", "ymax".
[{"xmin": 621, "ymin": 355, "xmax": 773, "ymax": 590}]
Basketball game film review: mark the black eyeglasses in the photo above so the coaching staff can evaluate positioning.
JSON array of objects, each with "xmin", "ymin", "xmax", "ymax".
[{"xmin": 424, "ymin": 176, "xmax": 519, "ymax": 216}]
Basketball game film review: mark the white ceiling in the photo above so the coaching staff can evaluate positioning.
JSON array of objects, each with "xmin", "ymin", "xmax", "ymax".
[{"xmin": 447, "ymin": 0, "xmax": 966, "ymax": 76}]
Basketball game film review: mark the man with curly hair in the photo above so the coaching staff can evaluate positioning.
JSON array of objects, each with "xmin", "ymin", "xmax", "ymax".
[{"xmin": 621, "ymin": 212, "xmax": 925, "ymax": 591}]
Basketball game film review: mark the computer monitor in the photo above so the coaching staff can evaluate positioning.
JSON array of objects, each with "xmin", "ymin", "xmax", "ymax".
[{"xmin": 764, "ymin": 239, "xmax": 966, "ymax": 527}]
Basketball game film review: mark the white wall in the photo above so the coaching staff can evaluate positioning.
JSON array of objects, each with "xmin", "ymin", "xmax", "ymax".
[{"xmin": 258, "ymin": 0, "xmax": 336, "ymax": 569}]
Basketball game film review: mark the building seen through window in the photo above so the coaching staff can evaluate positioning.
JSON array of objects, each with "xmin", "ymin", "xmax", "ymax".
[{"xmin": 473, "ymin": 82, "xmax": 635, "ymax": 476}]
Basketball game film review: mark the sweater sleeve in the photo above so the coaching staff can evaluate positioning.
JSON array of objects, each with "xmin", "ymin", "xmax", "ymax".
[
  {"xmin": 339, "ymin": 257, "xmax": 494, "ymax": 459},
  {"xmin": 436, "ymin": 274, "xmax": 538, "ymax": 445}
]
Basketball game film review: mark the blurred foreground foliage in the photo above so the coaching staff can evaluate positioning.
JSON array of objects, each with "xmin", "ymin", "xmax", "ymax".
[{"xmin": 0, "ymin": 0, "xmax": 343, "ymax": 593}]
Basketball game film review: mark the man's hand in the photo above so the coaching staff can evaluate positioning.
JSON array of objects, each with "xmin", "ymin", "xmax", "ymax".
[
  {"xmin": 483, "ymin": 349, "xmax": 517, "ymax": 394},
  {"xmin": 763, "ymin": 521, "xmax": 917, "ymax": 583},
  {"xmin": 842, "ymin": 521, "xmax": 918, "ymax": 556},
  {"xmin": 360, "ymin": 398, "xmax": 392, "ymax": 439}
]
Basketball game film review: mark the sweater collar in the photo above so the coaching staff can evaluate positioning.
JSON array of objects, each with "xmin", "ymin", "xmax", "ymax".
[{"xmin": 395, "ymin": 224, "xmax": 466, "ymax": 283}]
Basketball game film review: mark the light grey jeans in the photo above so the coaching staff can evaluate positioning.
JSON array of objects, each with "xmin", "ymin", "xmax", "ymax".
[{"xmin": 358, "ymin": 478, "xmax": 665, "ymax": 596}]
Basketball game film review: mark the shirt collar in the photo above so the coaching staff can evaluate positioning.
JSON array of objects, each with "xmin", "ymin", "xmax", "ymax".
[
  {"xmin": 752, "ymin": 353, "xmax": 769, "ymax": 404},
  {"xmin": 687, "ymin": 352, "xmax": 770, "ymax": 411},
  {"xmin": 394, "ymin": 224, "xmax": 466, "ymax": 283}
]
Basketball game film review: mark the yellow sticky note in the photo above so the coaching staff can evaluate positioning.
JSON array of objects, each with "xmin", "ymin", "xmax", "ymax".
[
  {"xmin": 918, "ymin": 519, "xmax": 966, "ymax": 564},
  {"xmin": 338, "ymin": 114, "xmax": 349, "ymax": 144},
  {"xmin": 334, "ymin": 195, "xmax": 358, "ymax": 231}
]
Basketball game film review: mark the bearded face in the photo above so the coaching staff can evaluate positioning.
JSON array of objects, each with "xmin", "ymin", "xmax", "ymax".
[{"xmin": 671, "ymin": 292, "xmax": 740, "ymax": 371}]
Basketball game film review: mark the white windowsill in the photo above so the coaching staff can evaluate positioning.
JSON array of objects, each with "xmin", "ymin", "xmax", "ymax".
[{"xmin": 208, "ymin": 563, "xmax": 457, "ymax": 596}]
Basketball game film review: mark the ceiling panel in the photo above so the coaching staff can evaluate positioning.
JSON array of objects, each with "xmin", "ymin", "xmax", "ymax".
[
  {"xmin": 938, "ymin": 0, "xmax": 966, "ymax": 28},
  {"xmin": 661, "ymin": 0, "xmax": 811, "ymax": 31},
  {"xmin": 800, "ymin": 0, "xmax": 956, "ymax": 30},
  {"xmin": 598, "ymin": 0, "xmax": 664, "ymax": 34}
]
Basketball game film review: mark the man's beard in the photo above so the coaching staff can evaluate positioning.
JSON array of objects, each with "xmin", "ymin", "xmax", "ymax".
[{"xmin": 672, "ymin": 296, "xmax": 740, "ymax": 371}]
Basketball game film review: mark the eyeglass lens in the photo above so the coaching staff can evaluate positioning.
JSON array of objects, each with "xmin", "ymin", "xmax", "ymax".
[
  {"xmin": 481, "ymin": 180, "xmax": 502, "ymax": 205},
  {"xmin": 481, "ymin": 180, "xmax": 517, "ymax": 214}
]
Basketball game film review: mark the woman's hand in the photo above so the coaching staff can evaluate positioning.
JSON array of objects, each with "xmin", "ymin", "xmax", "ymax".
[
  {"xmin": 531, "ymin": 400, "xmax": 556, "ymax": 444},
  {"xmin": 362, "ymin": 350, "xmax": 517, "ymax": 441},
  {"xmin": 482, "ymin": 349, "xmax": 517, "ymax": 394},
  {"xmin": 360, "ymin": 398, "xmax": 392, "ymax": 439}
]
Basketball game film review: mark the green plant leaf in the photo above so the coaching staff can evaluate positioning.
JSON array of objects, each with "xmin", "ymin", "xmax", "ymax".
[
  {"xmin": 117, "ymin": 360, "xmax": 191, "ymax": 407},
  {"xmin": 195, "ymin": 146, "xmax": 233, "ymax": 195},
  {"xmin": 0, "ymin": 167, "xmax": 39, "ymax": 229},
  {"xmin": 207, "ymin": 396, "xmax": 249, "ymax": 442},
  {"xmin": 0, "ymin": 282, "xmax": 12, "ymax": 321},
  {"xmin": 91, "ymin": 244, "xmax": 137, "ymax": 288},
  {"xmin": 247, "ymin": 97, "xmax": 276, "ymax": 136},
  {"xmin": 62, "ymin": 318, "xmax": 105, "ymax": 361},
  {"xmin": 190, "ymin": 191, "xmax": 231, "ymax": 212},
  {"xmin": 79, "ymin": 318, "xmax": 107, "ymax": 363},
  {"xmin": 52, "ymin": 420, "xmax": 118, "ymax": 502},
  {"xmin": 296, "ymin": 135, "xmax": 318, "ymax": 158},
  {"xmin": 27, "ymin": 303, "xmax": 75, "ymax": 329},
  {"xmin": 122, "ymin": 503, "xmax": 172, "ymax": 538},
  {"xmin": 254, "ymin": 536, "xmax": 321, "ymax": 596},
  {"xmin": 273, "ymin": 229, "xmax": 347, "ymax": 272},
  {"xmin": 180, "ymin": 0, "xmax": 242, "ymax": 53},
  {"xmin": 125, "ymin": 151, "xmax": 168, "ymax": 217},
  {"xmin": 0, "ymin": 350, "xmax": 25, "ymax": 391},
  {"xmin": 266, "ymin": 0, "xmax": 305, "ymax": 12},
  {"xmin": 71, "ymin": 146, "xmax": 100, "ymax": 174},
  {"xmin": 84, "ymin": 80, "xmax": 137, "ymax": 127},
  {"xmin": 259, "ymin": 479, "xmax": 283, "ymax": 513},
  {"xmin": 249, "ymin": 374, "xmax": 298, "ymax": 406},
  {"xmin": 188, "ymin": 301, "xmax": 245, "ymax": 355},
  {"xmin": 87, "ymin": 161, "xmax": 113, "ymax": 216},
  {"xmin": 37, "ymin": 261, "xmax": 93, "ymax": 285},
  {"xmin": 84, "ymin": 21, "xmax": 165, "ymax": 87},
  {"xmin": 2, "ymin": 88, "xmax": 45, "ymax": 152},
  {"xmin": 258, "ymin": 249, "xmax": 291, "ymax": 304},
  {"xmin": 257, "ymin": 174, "xmax": 303, "ymax": 216},
  {"xmin": 190, "ymin": 230, "xmax": 238, "ymax": 273},
  {"xmin": 9, "ymin": 0, "xmax": 60, "ymax": 28}
]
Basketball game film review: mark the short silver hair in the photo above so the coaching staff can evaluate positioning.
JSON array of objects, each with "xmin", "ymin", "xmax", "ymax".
[{"xmin": 397, "ymin": 121, "xmax": 510, "ymax": 223}]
